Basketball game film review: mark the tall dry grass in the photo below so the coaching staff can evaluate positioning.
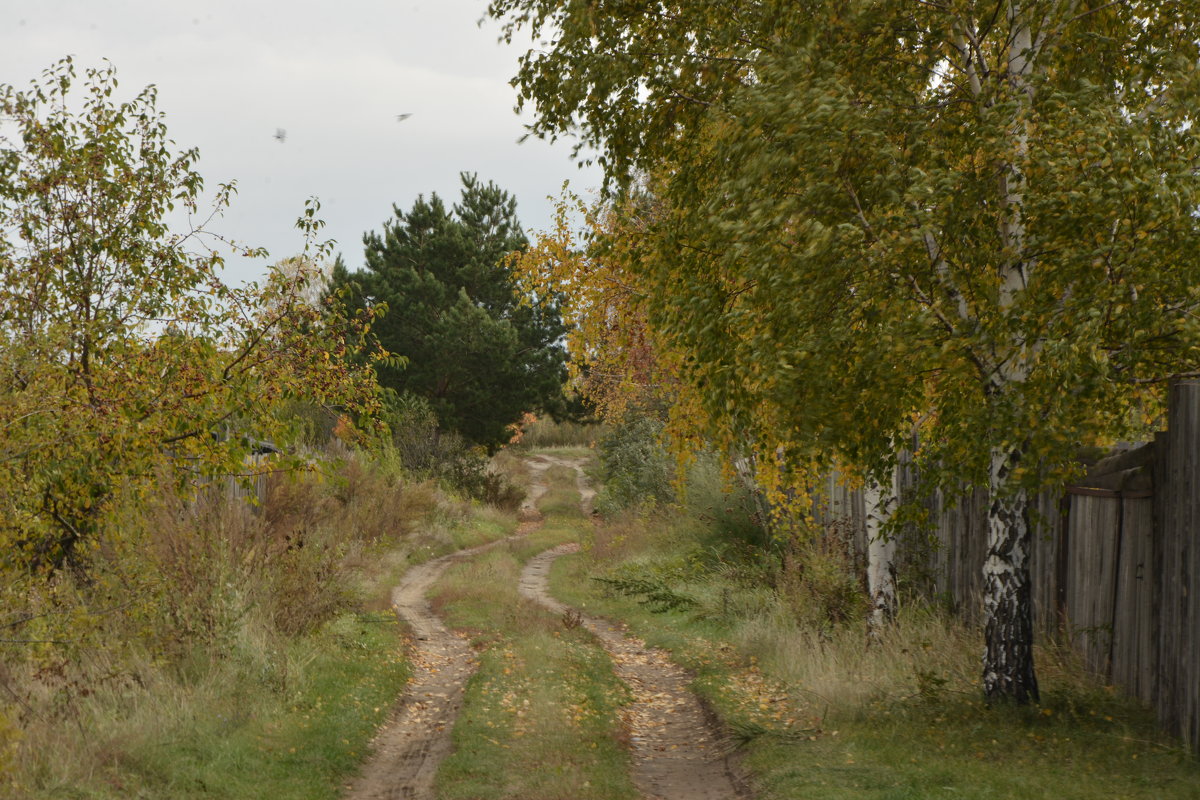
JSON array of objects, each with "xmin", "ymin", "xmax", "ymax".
[
  {"xmin": 0, "ymin": 444, "xmax": 500, "ymax": 797},
  {"xmin": 511, "ymin": 416, "xmax": 604, "ymax": 450},
  {"xmin": 579, "ymin": 507, "xmax": 1109, "ymax": 728}
]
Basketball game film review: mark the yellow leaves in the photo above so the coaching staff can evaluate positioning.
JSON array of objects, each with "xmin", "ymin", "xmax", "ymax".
[{"xmin": 0, "ymin": 60, "xmax": 386, "ymax": 581}]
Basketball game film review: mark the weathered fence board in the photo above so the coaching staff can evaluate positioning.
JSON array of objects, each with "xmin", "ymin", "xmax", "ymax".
[
  {"xmin": 1112, "ymin": 496, "xmax": 1155, "ymax": 704},
  {"xmin": 810, "ymin": 380, "xmax": 1200, "ymax": 750},
  {"xmin": 1155, "ymin": 381, "xmax": 1200, "ymax": 748}
]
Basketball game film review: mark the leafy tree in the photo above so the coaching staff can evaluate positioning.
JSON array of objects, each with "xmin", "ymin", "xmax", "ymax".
[
  {"xmin": 509, "ymin": 192, "xmax": 682, "ymax": 422},
  {"xmin": 489, "ymin": 0, "xmax": 1200, "ymax": 702},
  {"xmin": 0, "ymin": 59, "xmax": 386, "ymax": 578},
  {"xmin": 333, "ymin": 174, "xmax": 567, "ymax": 450}
]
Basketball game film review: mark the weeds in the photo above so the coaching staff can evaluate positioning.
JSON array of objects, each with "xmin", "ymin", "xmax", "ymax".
[
  {"xmin": 591, "ymin": 576, "xmax": 698, "ymax": 613},
  {"xmin": 2, "ymin": 444, "xmax": 516, "ymax": 798},
  {"xmin": 550, "ymin": 505, "xmax": 1200, "ymax": 800}
]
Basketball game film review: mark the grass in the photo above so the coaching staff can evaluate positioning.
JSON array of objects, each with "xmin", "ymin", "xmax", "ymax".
[
  {"xmin": 512, "ymin": 417, "xmax": 605, "ymax": 450},
  {"xmin": 12, "ymin": 611, "xmax": 409, "ymax": 800},
  {"xmin": 530, "ymin": 445, "xmax": 597, "ymax": 461},
  {"xmin": 430, "ymin": 462, "xmax": 639, "ymax": 800},
  {"xmin": 548, "ymin": 508, "xmax": 1200, "ymax": 800},
  {"xmin": 5, "ymin": 450, "xmax": 519, "ymax": 799}
]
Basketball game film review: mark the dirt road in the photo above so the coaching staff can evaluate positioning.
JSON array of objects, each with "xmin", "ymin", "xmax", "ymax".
[
  {"xmin": 518, "ymin": 459, "xmax": 747, "ymax": 800},
  {"xmin": 344, "ymin": 453, "xmax": 746, "ymax": 800},
  {"xmin": 341, "ymin": 533, "xmax": 523, "ymax": 800}
]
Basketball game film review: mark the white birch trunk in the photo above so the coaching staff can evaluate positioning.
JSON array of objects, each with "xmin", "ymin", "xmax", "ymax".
[
  {"xmin": 864, "ymin": 467, "xmax": 900, "ymax": 634},
  {"xmin": 977, "ymin": 0, "xmax": 1041, "ymax": 704},
  {"xmin": 982, "ymin": 444, "xmax": 1039, "ymax": 702},
  {"xmin": 730, "ymin": 451, "xmax": 774, "ymax": 533}
]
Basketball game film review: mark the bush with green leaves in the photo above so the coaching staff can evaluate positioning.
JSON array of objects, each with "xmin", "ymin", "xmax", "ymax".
[
  {"xmin": 0, "ymin": 58, "xmax": 382, "ymax": 597},
  {"xmin": 382, "ymin": 391, "xmax": 523, "ymax": 509},
  {"xmin": 594, "ymin": 414, "xmax": 676, "ymax": 514}
]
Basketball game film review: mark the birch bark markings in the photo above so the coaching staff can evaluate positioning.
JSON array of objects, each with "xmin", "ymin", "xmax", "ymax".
[
  {"xmin": 978, "ymin": 2, "xmax": 1040, "ymax": 703},
  {"xmin": 983, "ymin": 445, "xmax": 1039, "ymax": 703},
  {"xmin": 944, "ymin": 2, "xmax": 1042, "ymax": 702},
  {"xmin": 864, "ymin": 469, "xmax": 900, "ymax": 634}
]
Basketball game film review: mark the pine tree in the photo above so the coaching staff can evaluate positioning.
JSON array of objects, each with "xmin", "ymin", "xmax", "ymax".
[{"xmin": 334, "ymin": 174, "xmax": 568, "ymax": 449}]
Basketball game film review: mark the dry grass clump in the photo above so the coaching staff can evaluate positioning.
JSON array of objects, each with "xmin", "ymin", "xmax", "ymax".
[
  {"xmin": 511, "ymin": 416, "xmax": 604, "ymax": 449},
  {"xmin": 0, "ymin": 444, "xmax": 508, "ymax": 797},
  {"xmin": 584, "ymin": 509, "xmax": 645, "ymax": 564},
  {"xmin": 490, "ymin": 448, "xmax": 531, "ymax": 495}
]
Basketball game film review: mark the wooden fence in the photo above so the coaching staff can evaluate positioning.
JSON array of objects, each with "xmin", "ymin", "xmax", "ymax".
[
  {"xmin": 196, "ymin": 452, "xmax": 273, "ymax": 509},
  {"xmin": 812, "ymin": 380, "xmax": 1200, "ymax": 750}
]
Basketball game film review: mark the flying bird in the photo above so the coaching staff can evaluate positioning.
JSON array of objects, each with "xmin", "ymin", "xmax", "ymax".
[
  {"xmin": 274, "ymin": 128, "xmax": 287, "ymax": 143},
  {"xmin": 396, "ymin": 113, "xmax": 413, "ymax": 122}
]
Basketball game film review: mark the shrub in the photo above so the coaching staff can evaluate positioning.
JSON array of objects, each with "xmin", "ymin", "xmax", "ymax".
[
  {"xmin": 594, "ymin": 414, "xmax": 676, "ymax": 514},
  {"xmin": 779, "ymin": 522, "xmax": 867, "ymax": 631},
  {"xmin": 383, "ymin": 391, "xmax": 525, "ymax": 508}
]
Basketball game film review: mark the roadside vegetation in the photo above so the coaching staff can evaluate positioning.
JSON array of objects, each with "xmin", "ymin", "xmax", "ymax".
[
  {"xmin": 0, "ymin": 57, "xmax": 539, "ymax": 799},
  {"xmin": 547, "ymin": 426, "xmax": 1200, "ymax": 799},
  {"xmin": 430, "ymin": 462, "xmax": 638, "ymax": 800},
  {"xmin": 508, "ymin": 416, "xmax": 604, "ymax": 451},
  {"xmin": 4, "ymin": 446, "xmax": 520, "ymax": 799}
]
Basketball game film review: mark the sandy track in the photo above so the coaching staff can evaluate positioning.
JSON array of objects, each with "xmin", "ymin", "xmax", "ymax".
[
  {"xmin": 342, "ymin": 455, "xmax": 557, "ymax": 799},
  {"xmin": 518, "ymin": 461, "xmax": 747, "ymax": 800},
  {"xmin": 344, "ymin": 453, "xmax": 744, "ymax": 800}
]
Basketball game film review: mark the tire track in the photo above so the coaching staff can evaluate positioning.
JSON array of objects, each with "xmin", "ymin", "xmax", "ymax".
[
  {"xmin": 343, "ymin": 520, "xmax": 539, "ymax": 799},
  {"xmin": 518, "ymin": 460, "xmax": 747, "ymax": 800},
  {"xmin": 343, "ymin": 453, "xmax": 555, "ymax": 799}
]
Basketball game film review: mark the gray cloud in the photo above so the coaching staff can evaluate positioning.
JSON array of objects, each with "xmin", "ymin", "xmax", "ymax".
[{"xmin": 5, "ymin": 0, "xmax": 599, "ymax": 284}]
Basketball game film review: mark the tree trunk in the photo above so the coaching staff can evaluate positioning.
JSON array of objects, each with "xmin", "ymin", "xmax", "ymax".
[
  {"xmin": 982, "ymin": 444, "xmax": 1039, "ymax": 703},
  {"xmin": 730, "ymin": 451, "xmax": 775, "ymax": 542},
  {"xmin": 864, "ymin": 467, "xmax": 899, "ymax": 634},
  {"xmin": 978, "ymin": 2, "xmax": 1040, "ymax": 705}
]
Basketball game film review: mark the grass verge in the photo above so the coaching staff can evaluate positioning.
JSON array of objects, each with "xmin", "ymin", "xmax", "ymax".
[
  {"xmin": 7, "ymin": 455, "xmax": 518, "ymax": 799},
  {"xmin": 430, "ymin": 463, "xmax": 638, "ymax": 800},
  {"xmin": 550, "ymin": 509, "xmax": 1200, "ymax": 800},
  {"xmin": 34, "ymin": 612, "xmax": 410, "ymax": 800}
]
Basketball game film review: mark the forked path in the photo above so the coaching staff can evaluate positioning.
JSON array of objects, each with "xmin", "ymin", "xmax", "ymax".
[
  {"xmin": 342, "ymin": 455, "xmax": 556, "ymax": 800},
  {"xmin": 519, "ymin": 459, "xmax": 748, "ymax": 800},
  {"xmin": 345, "ymin": 454, "xmax": 744, "ymax": 800}
]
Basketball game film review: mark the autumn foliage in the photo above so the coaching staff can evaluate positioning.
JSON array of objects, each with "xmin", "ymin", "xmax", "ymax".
[{"xmin": 0, "ymin": 59, "xmax": 387, "ymax": 582}]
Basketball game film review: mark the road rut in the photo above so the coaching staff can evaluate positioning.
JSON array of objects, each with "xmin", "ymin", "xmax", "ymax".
[
  {"xmin": 518, "ymin": 459, "xmax": 747, "ymax": 800},
  {"xmin": 341, "ymin": 531, "xmax": 529, "ymax": 800}
]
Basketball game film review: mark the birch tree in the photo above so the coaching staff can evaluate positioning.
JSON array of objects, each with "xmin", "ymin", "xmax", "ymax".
[
  {"xmin": 864, "ymin": 468, "xmax": 901, "ymax": 632},
  {"xmin": 0, "ymin": 60, "xmax": 386, "ymax": 577},
  {"xmin": 489, "ymin": 0, "xmax": 1200, "ymax": 702}
]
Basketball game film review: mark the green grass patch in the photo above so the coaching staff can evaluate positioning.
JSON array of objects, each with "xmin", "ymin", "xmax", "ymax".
[
  {"xmin": 20, "ymin": 610, "xmax": 408, "ymax": 800},
  {"xmin": 550, "ymin": 511, "xmax": 1200, "ymax": 800},
  {"xmin": 530, "ymin": 464, "xmax": 589, "ymax": 520},
  {"xmin": 431, "ymin": 457, "xmax": 637, "ymax": 800}
]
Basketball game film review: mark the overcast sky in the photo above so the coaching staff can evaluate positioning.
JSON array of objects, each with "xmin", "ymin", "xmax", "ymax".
[{"xmin": 4, "ymin": 0, "xmax": 599, "ymax": 284}]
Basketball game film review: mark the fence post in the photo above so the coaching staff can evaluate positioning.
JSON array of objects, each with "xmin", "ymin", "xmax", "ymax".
[
  {"xmin": 1056, "ymin": 493, "xmax": 1070, "ymax": 635},
  {"xmin": 1155, "ymin": 380, "xmax": 1200, "ymax": 749}
]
